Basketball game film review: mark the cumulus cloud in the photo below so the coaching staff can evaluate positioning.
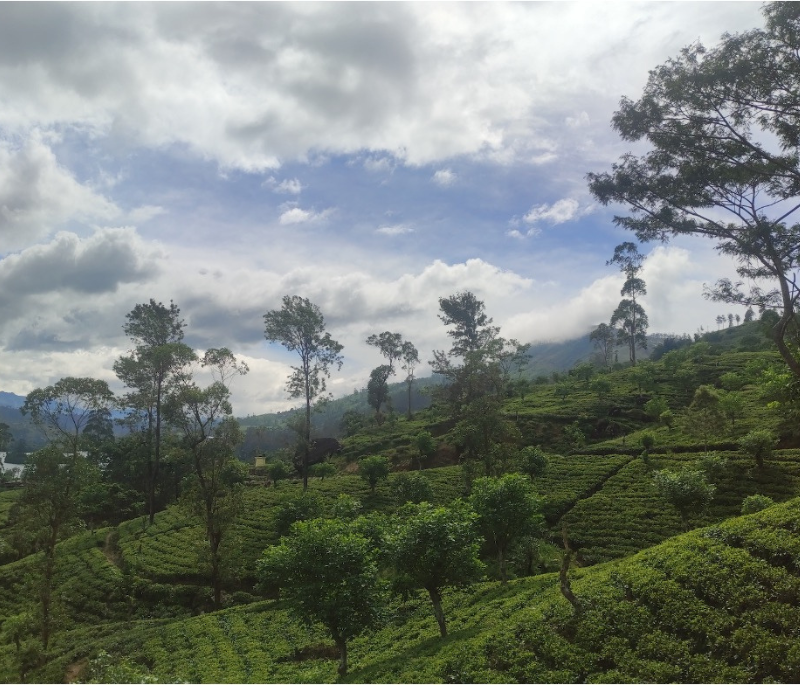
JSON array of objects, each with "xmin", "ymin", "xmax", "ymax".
[
  {"xmin": 432, "ymin": 168, "xmax": 456, "ymax": 187},
  {"xmin": 278, "ymin": 206, "xmax": 334, "ymax": 225},
  {"xmin": 0, "ymin": 4, "xmax": 763, "ymax": 170},
  {"xmin": 0, "ymin": 134, "xmax": 120, "ymax": 250},
  {"xmin": 0, "ymin": 228, "xmax": 163, "ymax": 348}
]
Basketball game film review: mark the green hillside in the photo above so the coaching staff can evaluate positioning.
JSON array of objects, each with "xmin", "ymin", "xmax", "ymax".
[
  {"xmin": 2, "ymin": 324, "xmax": 800, "ymax": 683},
  {"xmin": 4, "ymin": 498, "xmax": 799, "ymax": 683}
]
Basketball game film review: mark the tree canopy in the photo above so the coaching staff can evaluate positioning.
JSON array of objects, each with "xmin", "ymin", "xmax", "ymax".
[{"xmin": 588, "ymin": 3, "xmax": 800, "ymax": 377}]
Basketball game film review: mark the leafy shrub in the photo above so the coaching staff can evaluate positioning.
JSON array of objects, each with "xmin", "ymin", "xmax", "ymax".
[
  {"xmin": 697, "ymin": 453, "xmax": 728, "ymax": 481},
  {"xmin": 266, "ymin": 460, "xmax": 290, "ymax": 486},
  {"xmin": 273, "ymin": 493, "xmax": 324, "ymax": 536},
  {"xmin": 653, "ymin": 469, "xmax": 715, "ymax": 530},
  {"xmin": 391, "ymin": 472, "xmax": 433, "ymax": 505},
  {"xmin": 739, "ymin": 429, "xmax": 778, "ymax": 469},
  {"xmin": 330, "ymin": 493, "xmax": 362, "ymax": 520},
  {"xmin": 359, "ymin": 456, "xmax": 390, "ymax": 492},
  {"xmin": 741, "ymin": 494, "xmax": 775, "ymax": 515},
  {"xmin": 519, "ymin": 446, "xmax": 548, "ymax": 480},
  {"xmin": 310, "ymin": 462, "xmax": 336, "ymax": 481}
]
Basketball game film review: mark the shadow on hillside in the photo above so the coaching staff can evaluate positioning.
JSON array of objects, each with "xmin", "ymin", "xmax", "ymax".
[{"xmin": 346, "ymin": 626, "xmax": 482, "ymax": 684}]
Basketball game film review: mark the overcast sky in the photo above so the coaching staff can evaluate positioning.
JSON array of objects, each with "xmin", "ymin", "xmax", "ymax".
[{"xmin": 0, "ymin": 2, "xmax": 766, "ymax": 416}]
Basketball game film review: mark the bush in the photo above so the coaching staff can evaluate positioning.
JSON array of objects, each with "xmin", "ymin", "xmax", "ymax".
[
  {"xmin": 273, "ymin": 493, "xmax": 324, "ymax": 536},
  {"xmin": 391, "ymin": 472, "xmax": 433, "ymax": 505},
  {"xmin": 266, "ymin": 460, "xmax": 290, "ymax": 486},
  {"xmin": 519, "ymin": 446, "xmax": 548, "ymax": 480},
  {"xmin": 310, "ymin": 462, "xmax": 336, "ymax": 481},
  {"xmin": 739, "ymin": 430, "xmax": 778, "ymax": 469},
  {"xmin": 359, "ymin": 456, "xmax": 390, "ymax": 492},
  {"xmin": 653, "ymin": 469, "xmax": 715, "ymax": 530},
  {"xmin": 741, "ymin": 494, "xmax": 775, "ymax": 515},
  {"xmin": 331, "ymin": 493, "xmax": 362, "ymax": 521}
]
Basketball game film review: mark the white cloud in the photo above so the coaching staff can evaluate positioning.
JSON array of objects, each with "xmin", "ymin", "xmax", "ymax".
[
  {"xmin": 363, "ymin": 155, "xmax": 398, "ymax": 173},
  {"xmin": 0, "ymin": 4, "xmax": 763, "ymax": 170},
  {"xmin": 127, "ymin": 204, "xmax": 166, "ymax": 223},
  {"xmin": 376, "ymin": 225, "xmax": 414, "ymax": 236},
  {"xmin": 432, "ymin": 169, "xmax": 456, "ymax": 187},
  {"xmin": 0, "ymin": 134, "xmax": 120, "ymax": 251},
  {"xmin": 265, "ymin": 177, "xmax": 303, "ymax": 194},
  {"xmin": 524, "ymin": 198, "xmax": 580, "ymax": 226},
  {"xmin": 565, "ymin": 111, "xmax": 590, "ymax": 128},
  {"xmin": 278, "ymin": 206, "xmax": 334, "ymax": 225}
]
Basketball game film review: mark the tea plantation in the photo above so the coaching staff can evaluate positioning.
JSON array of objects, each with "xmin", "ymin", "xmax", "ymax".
[{"xmin": 2, "ymin": 334, "xmax": 800, "ymax": 683}]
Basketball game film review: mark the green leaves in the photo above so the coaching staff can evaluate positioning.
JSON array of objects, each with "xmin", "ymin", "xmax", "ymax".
[{"xmin": 257, "ymin": 517, "xmax": 385, "ymax": 670}]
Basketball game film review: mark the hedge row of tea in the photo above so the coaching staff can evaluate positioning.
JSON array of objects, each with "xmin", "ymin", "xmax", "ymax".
[
  {"xmin": 564, "ymin": 452, "xmax": 800, "ymax": 564},
  {"xmin": 6, "ymin": 498, "xmax": 799, "ymax": 683}
]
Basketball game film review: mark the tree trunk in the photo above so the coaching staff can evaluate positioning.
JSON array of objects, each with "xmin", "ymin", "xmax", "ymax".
[
  {"xmin": 498, "ymin": 548, "xmax": 508, "ymax": 584},
  {"xmin": 303, "ymin": 389, "xmax": 311, "ymax": 492},
  {"xmin": 334, "ymin": 635, "xmax": 348, "ymax": 675},
  {"xmin": 559, "ymin": 550, "xmax": 580, "ymax": 614},
  {"xmin": 406, "ymin": 380, "xmax": 413, "ymax": 420},
  {"xmin": 41, "ymin": 542, "xmax": 56, "ymax": 650},
  {"xmin": 427, "ymin": 586, "xmax": 447, "ymax": 637}
]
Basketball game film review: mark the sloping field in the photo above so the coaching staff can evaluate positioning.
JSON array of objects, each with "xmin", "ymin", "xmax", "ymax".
[{"xmin": 8, "ymin": 498, "xmax": 799, "ymax": 683}]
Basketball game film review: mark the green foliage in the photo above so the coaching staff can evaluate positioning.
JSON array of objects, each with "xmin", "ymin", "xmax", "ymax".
[
  {"xmin": 273, "ymin": 493, "xmax": 324, "ymax": 536},
  {"xmin": 697, "ymin": 453, "xmax": 727, "ymax": 482},
  {"xmin": 388, "ymin": 502, "xmax": 484, "ymax": 636},
  {"xmin": 340, "ymin": 410, "xmax": 368, "ymax": 438},
  {"xmin": 310, "ymin": 462, "xmax": 336, "ymax": 481},
  {"xmin": 413, "ymin": 430, "xmax": 436, "ymax": 469},
  {"xmin": 741, "ymin": 494, "xmax": 775, "ymax": 515},
  {"xmin": 391, "ymin": 472, "xmax": 433, "ymax": 505},
  {"xmin": 639, "ymin": 433, "xmax": 655, "ymax": 451},
  {"xmin": 653, "ymin": 469, "xmax": 715, "ymax": 530},
  {"xmin": 82, "ymin": 649, "xmax": 159, "ymax": 683},
  {"xmin": 719, "ymin": 371, "xmax": 745, "ymax": 391},
  {"xmin": 330, "ymin": 493, "xmax": 362, "ymax": 521},
  {"xmin": 643, "ymin": 396, "xmax": 667, "ymax": 420},
  {"xmin": 266, "ymin": 460, "xmax": 290, "ymax": 485},
  {"xmin": 518, "ymin": 446, "xmax": 548, "ymax": 480},
  {"xmin": 684, "ymin": 385, "xmax": 726, "ymax": 449},
  {"xmin": 359, "ymin": 456, "xmax": 390, "ymax": 492},
  {"xmin": 452, "ymin": 396, "xmax": 521, "ymax": 476},
  {"xmin": 590, "ymin": 377, "xmax": 612, "ymax": 402},
  {"xmin": 257, "ymin": 518, "xmax": 386, "ymax": 674},
  {"xmin": 739, "ymin": 429, "xmax": 778, "ymax": 469},
  {"xmin": 469, "ymin": 474, "xmax": 543, "ymax": 583}
]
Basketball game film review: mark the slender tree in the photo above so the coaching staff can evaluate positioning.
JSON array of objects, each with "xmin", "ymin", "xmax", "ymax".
[
  {"xmin": 16, "ymin": 446, "xmax": 96, "ymax": 649},
  {"xmin": 264, "ymin": 296, "xmax": 343, "ymax": 490},
  {"xmin": 114, "ymin": 299, "xmax": 195, "ymax": 524},
  {"xmin": 165, "ymin": 348, "xmax": 249, "ymax": 608},
  {"xmin": 590, "ymin": 323, "xmax": 616, "ymax": 369},
  {"xmin": 608, "ymin": 242, "xmax": 648, "ymax": 365},
  {"xmin": 400, "ymin": 340, "xmax": 420, "ymax": 419},
  {"xmin": 437, "ymin": 291, "xmax": 499, "ymax": 358}
]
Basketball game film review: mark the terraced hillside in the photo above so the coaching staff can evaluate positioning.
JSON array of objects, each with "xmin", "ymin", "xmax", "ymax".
[
  {"xmin": 2, "ymin": 332, "xmax": 799, "ymax": 683},
  {"xmin": 5, "ymin": 498, "xmax": 800, "ymax": 683}
]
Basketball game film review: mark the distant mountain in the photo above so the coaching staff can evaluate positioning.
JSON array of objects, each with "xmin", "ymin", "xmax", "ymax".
[
  {"xmin": 0, "ymin": 391, "xmax": 25, "ymax": 409},
  {"xmin": 522, "ymin": 331, "xmax": 672, "ymax": 379}
]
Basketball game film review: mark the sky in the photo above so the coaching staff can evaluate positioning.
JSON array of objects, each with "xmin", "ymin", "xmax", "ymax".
[{"xmin": 0, "ymin": 2, "xmax": 768, "ymax": 416}]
